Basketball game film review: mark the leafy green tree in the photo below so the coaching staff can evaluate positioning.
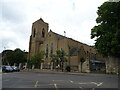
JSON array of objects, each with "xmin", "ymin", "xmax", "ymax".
[
  {"xmin": 2, "ymin": 50, "xmax": 14, "ymax": 65},
  {"xmin": 14, "ymin": 48, "xmax": 27, "ymax": 65},
  {"xmin": 50, "ymin": 50, "xmax": 67, "ymax": 71},
  {"xmin": 30, "ymin": 51, "xmax": 44, "ymax": 68},
  {"xmin": 2, "ymin": 48, "xmax": 27, "ymax": 65},
  {"xmin": 91, "ymin": 1, "xmax": 120, "ymax": 58}
]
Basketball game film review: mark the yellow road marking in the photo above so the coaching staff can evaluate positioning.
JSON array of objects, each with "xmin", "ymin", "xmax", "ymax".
[
  {"xmin": 34, "ymin": 81, "xmax": 39, "ymax": 88},
  {"xmin": 91, "ymin": 82, "xmax": 103, "ymax": 86},
  {"xmin": 54, "ymin": 83, "xmax": 59, "ymax": 90},
  {"xmin": 53, "ymin": 79, "xmax": 103, "ymax": 87}
]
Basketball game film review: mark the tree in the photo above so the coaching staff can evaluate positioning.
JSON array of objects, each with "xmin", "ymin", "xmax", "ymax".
[
  {"xmin": 14, "ymin": 48, "xmax": 27, "ymax": 65},
  {"xmin": 2, "ymin": 50, "xmax": 14, "ymax": 65},
  {"xmin": 91, "ymin": 2, "xmax": 120, "ymax": 74},
  {"xmin": 30, "ymin": 51, "xmax": 44, "ymax": 68},
  {"xmin": 91, "ymin": 1, "xmax": 120, "ymax": 57},
  {"xmin": 2, "ymin": 48, "xmax": 27, "ymax": 66},
  {"xmin": 50, "ymin": 50, "xmax": 67, "ymax": 71}
]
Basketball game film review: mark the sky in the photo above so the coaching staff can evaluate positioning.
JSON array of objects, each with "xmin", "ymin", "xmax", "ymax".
[{"xmin": 0, "ymin": 0, "xmax": 108, "ymax": 53}]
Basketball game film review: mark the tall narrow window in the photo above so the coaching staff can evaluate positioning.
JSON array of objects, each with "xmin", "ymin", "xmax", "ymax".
[
  {"xmin": 50, "ymin": 43, "xmax": 53, "ymax": 55},
  {"xmin": 87, "ymin": 51, "xmax": 89, "ymax": 57},
  {"xmin": 42, "ymin": 28, "xmax": 45, "ymax": 38},
  {"xmin": 33, "ymin": 28, "xmax": 36, "ymax": 37},
  {"xmin": 46, "ymin": 44, "xmax": 48, "ymax": 58}
]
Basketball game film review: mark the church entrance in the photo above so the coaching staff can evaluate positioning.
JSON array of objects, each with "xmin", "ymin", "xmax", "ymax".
[{"xmin": 78, "ymin": 57, "xmax": 85, "ymax": 72}]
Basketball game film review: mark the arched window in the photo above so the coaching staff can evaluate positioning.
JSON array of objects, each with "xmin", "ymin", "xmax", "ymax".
[
  {"xmin": 50, "ymin": 43, "xmax": 53, "ymax": 55},
  {"xmin": 33, "ymin": 28, "xmax": 36, "ymax": 37},
  {"xmin": 42, "ymin": 28, "xmax": 45, "ymax": 38},
  {"xmin": 87, "ymin": 51, "xmax": 89, "ymax": 57},
  {"xmin": 46, "ymin": 44, "xmax": 48, "ymax": 58}
]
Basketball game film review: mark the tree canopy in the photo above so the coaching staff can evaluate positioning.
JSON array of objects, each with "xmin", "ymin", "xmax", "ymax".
[
  {"xmin": 2, "ymin": 48, "xmax": 27, "ymax": 65},
  {"xmin": 30, "ymin": 51, "xmax": 44, "ymax": 68},
  {"xmin": 50, "ymin": 49, "xmax": 68, "ymax": 71},
  {"xmin": 91, "ymin": 1, "xmax": 120, "ymax": 58},
  {"xmin": 2, "ymin": 50, "xmax": 14, "ymax": 65},
  {"xmin": 50, "ymin": 50, "xmax": 67, "ymax": 63}
]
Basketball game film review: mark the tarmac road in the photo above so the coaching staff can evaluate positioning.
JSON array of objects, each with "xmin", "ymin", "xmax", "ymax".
[{"xmin": 2, "ymin": 70, "xmax": 119, "ymax": 90}]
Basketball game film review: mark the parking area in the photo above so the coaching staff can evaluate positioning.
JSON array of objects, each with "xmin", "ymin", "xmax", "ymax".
[{"xmin": 2, "ymin": 70, "xmax": 119, "ymax": 89}]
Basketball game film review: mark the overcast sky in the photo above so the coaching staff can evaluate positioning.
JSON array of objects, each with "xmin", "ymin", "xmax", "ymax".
[{"xmin": 0, "ymin": 0, "xmax": 108, "ymax": 52}]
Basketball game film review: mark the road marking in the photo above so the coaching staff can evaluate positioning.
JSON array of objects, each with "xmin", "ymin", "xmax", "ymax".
[
  {"xmin": 53, "ymin": 80, "xmax": 65, "ymax": 82},
  {"xmin": 91, "ymin": 82, "xmax": 103, "ymax": 87},
  {"xmin": 78, "ymin": 82, "xmax": 89, "ymax": 84},
  {"xmin": 74, "ymin": 81, "xmax": 103, "ymax": 87},
  {"xmin": 97, "ymin": 82, "xmax": 103, "ymax": 86},
  {"xmin": 53, "ymin": 80, "xmax": 103, "ymax": 87},
  {"xmin": 54, "ymin": 83, "xmax": 59, "ymax": 90},
  {"xmin": 69, "ymin": 80, "xmax": 74, "ymax": 83},
  {"xmin": 53, "ymin": 80, "xmax": 69, "ymax": 83},
  {"xmin": 34, "ymin": 81, "xmax": 39, "ymax": 88},
  {"xmin": 79, "ymin": 86, "xmax": 83, "ymax": 89}
]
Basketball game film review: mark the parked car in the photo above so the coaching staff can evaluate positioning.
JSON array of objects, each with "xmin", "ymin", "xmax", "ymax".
[
  {"xmin": 11, "ymin": 66, "xmax": 20, "ymax": 72},
  {"xmin": 2, "ymin": 66, "xmax": 13, "ymax": 72}
]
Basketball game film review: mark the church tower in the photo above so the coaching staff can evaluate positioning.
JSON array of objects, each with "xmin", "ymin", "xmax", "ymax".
[{"xmin": 29, "ymin": 18, "xmax": 49, "ymax": 57}]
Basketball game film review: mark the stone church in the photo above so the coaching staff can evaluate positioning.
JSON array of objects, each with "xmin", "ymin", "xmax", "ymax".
[{"xmin": 28, "ymin": 18, "xmax": 106, "ymax": 72}]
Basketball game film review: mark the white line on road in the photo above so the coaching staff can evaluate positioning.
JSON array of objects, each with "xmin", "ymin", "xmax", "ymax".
[
  {"xmin": 79, "ymin": 86, "xmax": 83, "ymax": 89},
  {"xmin": 34, "ymin": 81, "xmax": 39, "ymax": 88},
  {"xmin": 69, "ymin": 80, "xmax": 74, "ymax": 83},
  {"xmin": 91, "ymin": 82, "xmax": 103, "ymax": 87},
  {"xmin": 54, "ymin": 83, "xmax": 59, "ymax": 90},
  {"xmin": 97, "ymin": 82, "xmax": 103, "ymax": 86}
]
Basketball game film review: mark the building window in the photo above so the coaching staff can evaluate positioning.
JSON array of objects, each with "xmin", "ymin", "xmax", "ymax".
[
  {"xmin": 50, "ymin": 43, "xmax": 53, "ymax": 55},
  {"xmin": 42, "ymin": 28, "xmax": 45, "ymax": 38},
  {"xmin": 46, "ymin": 44, "xmax": 48, "ymax": 58},
  {"xmin": 60, "ymin": 48, "xmax": 63, "ymax": 50},
  {"xmin": 87, "ymin": 51, "xmax": 89, "ymax": 57},
  {"xmin": 33, "ymin": 28, "xmax": 36, "ymax": 37}
]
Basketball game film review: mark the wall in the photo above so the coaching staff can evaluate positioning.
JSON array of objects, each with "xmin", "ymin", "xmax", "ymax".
[{"xmin": 106, "ymin": 56, "xmax": 119, "ymax": 74}]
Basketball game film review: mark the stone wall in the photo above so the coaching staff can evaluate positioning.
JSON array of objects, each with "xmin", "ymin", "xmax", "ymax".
[
  {"xmin": 106, "ymin": 56, "xmax": 120, "ymax": 74},
  {"xmin": 82, "ymin": 58, "xmax": 90, "ymax": 72},
  {"xmin": 29, "ymin": 18, "xmax": 106, "ymax": 73}
]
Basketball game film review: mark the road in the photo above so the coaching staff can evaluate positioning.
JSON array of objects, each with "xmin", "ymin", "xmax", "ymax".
[{"xmin": 2, "ymin": 70, "xmax": 119, "ymax": 89}]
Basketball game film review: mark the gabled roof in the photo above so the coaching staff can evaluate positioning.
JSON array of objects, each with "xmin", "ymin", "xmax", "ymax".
[
  {"xmin": 33, "ymin": 18, "xmax": 48, "ymax": 25},
  {"xmin": 49, "ymin": 30, "xmax": 65, "ymax": 40},
  {"xmin": 49, "ymin": 30, "xmax": 96, "ymax": 53}
]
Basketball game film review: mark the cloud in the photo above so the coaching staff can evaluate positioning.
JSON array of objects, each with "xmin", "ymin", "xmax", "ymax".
[
  {"xmin": 2, "ymin": 1, "xmax": 27, "ymax": 23},
  {"xmin": 0, "ymin": 0, "xmax": 108, "ymax": 52}
]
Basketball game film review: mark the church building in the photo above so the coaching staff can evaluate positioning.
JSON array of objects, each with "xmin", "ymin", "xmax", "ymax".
[{"xmin": 28, "ymin": 18, "xmax": 106, "ymax": 72}]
